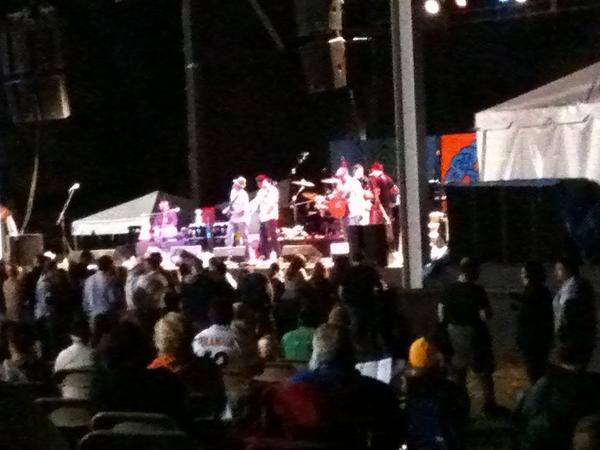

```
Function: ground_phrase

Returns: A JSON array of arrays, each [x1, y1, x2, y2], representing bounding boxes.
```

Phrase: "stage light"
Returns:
[[515, 0, 527, 3], [455, 0, 467, 7], [424, 0, 441, 14]]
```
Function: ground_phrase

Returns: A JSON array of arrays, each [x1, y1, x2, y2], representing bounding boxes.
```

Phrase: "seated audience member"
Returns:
[[232, 302, 259, 356], [281, 307, 319, 362], [54, 318, 96, 373], [149, 312, 225, 416], [267, 324, 404, 450], [308, 261, 334, 320], [0, 322, 51, 385], [516, 343, 600, 450], [573, 415, 600, 450], [282, 255, 309, 301], [327, 305, 351, 329], [268, 262, 285, 304], [404, 337, 470, 450], [92, 321, 186, 422], [193, 300, 258, 373]]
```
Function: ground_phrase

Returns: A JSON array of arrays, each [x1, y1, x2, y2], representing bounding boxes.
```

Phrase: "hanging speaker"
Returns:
[[299, 39, 346, 93], [294, 0, 343, 37], [0, 6, 70, 123]]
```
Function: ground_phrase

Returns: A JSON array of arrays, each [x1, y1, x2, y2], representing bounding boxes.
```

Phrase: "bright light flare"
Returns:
[[424, 0, 441, 15], [455, 0, 467, 7]]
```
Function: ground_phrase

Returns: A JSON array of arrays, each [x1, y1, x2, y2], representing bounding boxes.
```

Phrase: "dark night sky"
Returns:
[[1, 0, 599, 242]]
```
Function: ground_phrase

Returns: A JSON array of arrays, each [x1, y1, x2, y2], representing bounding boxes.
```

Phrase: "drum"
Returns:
[[187, 225, 207, 239], [212, 222, 228, 238], [328, 192, 348, 219]]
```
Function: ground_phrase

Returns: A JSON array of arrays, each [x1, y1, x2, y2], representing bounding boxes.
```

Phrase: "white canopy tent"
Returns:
[[72, 191, 194, 236], [476, 62, 600, 183]]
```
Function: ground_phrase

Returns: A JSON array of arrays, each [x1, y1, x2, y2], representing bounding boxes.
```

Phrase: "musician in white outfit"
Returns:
[[225, 176, 250, 249]]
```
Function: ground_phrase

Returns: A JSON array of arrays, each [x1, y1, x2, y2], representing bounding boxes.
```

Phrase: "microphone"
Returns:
[[68, 183, 80, 193]]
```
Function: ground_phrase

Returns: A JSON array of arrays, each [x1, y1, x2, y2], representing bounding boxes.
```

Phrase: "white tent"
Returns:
[[476, 62, 600, 183], [72, 191, 194, 236]]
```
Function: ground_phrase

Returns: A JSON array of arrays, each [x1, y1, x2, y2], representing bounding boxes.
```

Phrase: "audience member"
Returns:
[[266, 324, 404, 450], [553, 257, 597, 366], [404, 336, 469, 450], [54, 317, 96, 373], [149, 312, 226, 417], [268, 262, 285, 304], [438, 257, 501, 415], [516, 342, 600, 450], [193, 299, 258, 373], [573, 415, 600, 450], [257, 334, 280, 363], [35, 259, 67, 359], [3, 264, 24, 322], [136, 252, 169, 310], [511, 261, 554, 383], [281, 306, 319, 362], [92, 320, 186, 422], [0, 322, 51, 385], [83, 255, 123, 320]]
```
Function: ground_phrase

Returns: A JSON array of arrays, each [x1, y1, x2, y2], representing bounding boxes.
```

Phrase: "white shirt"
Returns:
[[338, 175, 367, 219], [553, 276, 577, 331], [83, 271, 121, 318], [193, 324, 250, 370], [251, 182, 279, 222], [229, 188, 250, 224]]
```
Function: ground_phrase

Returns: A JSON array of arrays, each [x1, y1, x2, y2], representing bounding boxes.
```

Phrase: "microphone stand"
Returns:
[[56, 188, 77, 255]]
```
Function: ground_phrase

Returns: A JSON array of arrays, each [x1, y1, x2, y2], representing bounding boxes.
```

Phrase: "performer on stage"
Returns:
[[152, 200, 179, 241], [368, 162, 399, 226], [0, 205, 19, 260], [250, 175, 280, 260], [224, 176, 249, 249], [334, 165, 366, 227]]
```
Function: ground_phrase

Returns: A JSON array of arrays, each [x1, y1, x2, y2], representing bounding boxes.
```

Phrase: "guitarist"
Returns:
[[224, 176, 250, 249]]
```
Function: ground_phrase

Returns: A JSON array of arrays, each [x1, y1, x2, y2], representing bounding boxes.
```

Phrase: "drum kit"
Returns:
[[290, 177, 348, 237]]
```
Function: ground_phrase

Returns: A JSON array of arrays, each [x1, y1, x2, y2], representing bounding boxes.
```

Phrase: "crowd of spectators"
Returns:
[[0, 250, 598, 450]]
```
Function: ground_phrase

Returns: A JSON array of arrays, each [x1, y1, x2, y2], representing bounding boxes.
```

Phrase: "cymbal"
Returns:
[[321, 177, 338, 184], [292, 179, 315, 188], [301, 192, 317, 200]]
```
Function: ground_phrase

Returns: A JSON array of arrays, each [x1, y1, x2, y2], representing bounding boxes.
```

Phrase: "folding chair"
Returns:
[[35, 397, 95, 448], [78, 430, 194, 450], [91, 411, 179, 433]]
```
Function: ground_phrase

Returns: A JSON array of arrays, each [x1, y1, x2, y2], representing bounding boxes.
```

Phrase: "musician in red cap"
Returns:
[[369, 162, 399, 227], [250, 175, 280, 260]]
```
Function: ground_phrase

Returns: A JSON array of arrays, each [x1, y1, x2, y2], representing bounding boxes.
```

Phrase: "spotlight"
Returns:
[[515, 0, 527, 3], [455, 0, 467, 7], [424, 0, 441, 14]]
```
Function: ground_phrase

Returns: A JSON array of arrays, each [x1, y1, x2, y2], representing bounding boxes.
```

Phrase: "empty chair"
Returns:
[[35, 397, 95, 447], [78, 430, 194, 450], [91, 412, 179, 433]]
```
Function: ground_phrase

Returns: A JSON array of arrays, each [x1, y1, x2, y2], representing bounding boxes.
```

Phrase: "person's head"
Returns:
[[573, 415, 600, 450], [256, 174, 270, 189], [311, 261, 326, 280], [521, 261, 546, 286], [97, 255, 114, 273], [459, 257, 480, 282], [209, 257, 227, 276], [35, 254, 49, 268], [298, 306, 320, 329], [6, 322, 36, 358], [328, 305, 351, 329], [310, 324, 355, 370], [208, 299, 234, 326], [5, 263, 18, 278], [101, 320, 152, 369], [352, 164, 364, 179], [70, 317, 91, 345], [408, 337, 444, 371], [153, 312, 193, 358], [258, 334, 279, 362], [233, 176, 247, 191], [158, 200, 170, 212], [80, 250, 94, 266], [145, 252, 162, 271], [555, 257, 580, 282], [232, 302, 256, 331], [269, 262, 280, 278], [285, 255, 306, 279]]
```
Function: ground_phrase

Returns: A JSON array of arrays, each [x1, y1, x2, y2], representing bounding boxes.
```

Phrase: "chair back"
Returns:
[[91, 411, 178, 432], [79, 430, 194, 450], [35, 397, 95, 429]]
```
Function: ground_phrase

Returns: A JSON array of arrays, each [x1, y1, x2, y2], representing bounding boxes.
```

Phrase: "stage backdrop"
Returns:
[[329, 137, 440, 181], [440, 133, 478, 184]]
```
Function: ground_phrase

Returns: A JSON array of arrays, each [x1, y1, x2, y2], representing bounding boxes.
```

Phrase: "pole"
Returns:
[[390, 0, 426, 288], [182, 0, 202, 206]]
